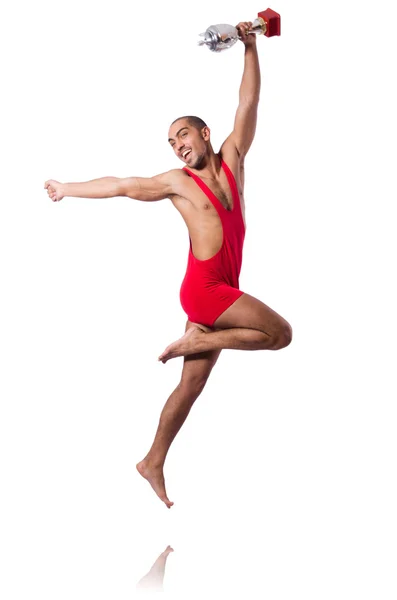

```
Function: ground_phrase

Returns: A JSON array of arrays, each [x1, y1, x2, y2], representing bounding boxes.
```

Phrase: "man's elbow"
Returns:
[[239, 94, 260, 107], [118, 177, 134, 198]]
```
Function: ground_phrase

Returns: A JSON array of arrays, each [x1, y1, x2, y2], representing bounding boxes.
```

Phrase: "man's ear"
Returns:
[[201, 126, 210, 141]]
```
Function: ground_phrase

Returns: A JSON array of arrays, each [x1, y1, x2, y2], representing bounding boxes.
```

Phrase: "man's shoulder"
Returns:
[[162, 168, 191, 199], [219, 134, 241, 160], [167, 168, 189, 178]]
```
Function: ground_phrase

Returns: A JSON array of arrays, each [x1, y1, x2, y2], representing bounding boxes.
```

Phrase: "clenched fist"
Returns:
[[236, 21, 256, 47], [45, 180, 64, 202]]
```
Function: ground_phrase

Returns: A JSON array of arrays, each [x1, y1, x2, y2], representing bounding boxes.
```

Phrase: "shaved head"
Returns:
[[170, 115, 207, 133]]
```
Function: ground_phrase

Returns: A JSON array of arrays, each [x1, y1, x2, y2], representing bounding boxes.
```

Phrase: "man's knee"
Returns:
[[272, 322, 293, 350], [179, 373, 208, 398]]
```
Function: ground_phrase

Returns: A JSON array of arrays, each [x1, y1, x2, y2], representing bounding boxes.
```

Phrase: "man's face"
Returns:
[[168, 120, 208, 167]]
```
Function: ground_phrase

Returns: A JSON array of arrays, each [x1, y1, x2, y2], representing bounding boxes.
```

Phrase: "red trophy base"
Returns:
[[258, 8, 281, 37]]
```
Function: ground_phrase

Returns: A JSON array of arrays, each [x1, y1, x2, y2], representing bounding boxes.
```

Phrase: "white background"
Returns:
[[1, 0, 396, 597]]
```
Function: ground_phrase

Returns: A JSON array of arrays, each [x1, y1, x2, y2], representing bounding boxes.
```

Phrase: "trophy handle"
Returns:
[[238, 8, 280, 37]]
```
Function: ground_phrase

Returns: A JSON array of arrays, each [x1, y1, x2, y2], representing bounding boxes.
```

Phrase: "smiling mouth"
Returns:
[[182, 150, 191, 160]]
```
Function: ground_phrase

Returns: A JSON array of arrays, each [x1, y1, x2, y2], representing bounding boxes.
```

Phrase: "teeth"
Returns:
[[182, 150, 191, 158]]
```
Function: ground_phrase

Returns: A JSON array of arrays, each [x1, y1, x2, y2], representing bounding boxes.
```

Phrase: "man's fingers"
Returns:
[[237, 22, 252, 39], [44, 180, 60, 201]]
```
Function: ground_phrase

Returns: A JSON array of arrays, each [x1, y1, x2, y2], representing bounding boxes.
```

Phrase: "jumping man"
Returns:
[[45, 22, 292, 508]]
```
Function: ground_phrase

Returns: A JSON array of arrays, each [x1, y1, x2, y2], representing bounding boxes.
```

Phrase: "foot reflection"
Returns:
[[136, 545, 174, 593]]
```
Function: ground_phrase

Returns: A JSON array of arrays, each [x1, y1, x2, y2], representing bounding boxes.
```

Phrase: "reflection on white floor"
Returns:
[[136, 545, 174, 593]]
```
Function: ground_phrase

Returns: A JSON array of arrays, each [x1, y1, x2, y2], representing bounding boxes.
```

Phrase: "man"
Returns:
[[45, 22, 292, 509]]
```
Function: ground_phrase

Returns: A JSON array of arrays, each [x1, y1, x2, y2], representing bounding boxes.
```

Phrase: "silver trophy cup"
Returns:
[[198, 8, 281, 52]]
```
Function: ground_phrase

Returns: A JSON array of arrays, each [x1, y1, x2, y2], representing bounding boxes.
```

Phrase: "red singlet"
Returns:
[[179, 158, 246, 327]]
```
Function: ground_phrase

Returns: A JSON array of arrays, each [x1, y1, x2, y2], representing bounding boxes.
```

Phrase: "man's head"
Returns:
[[168, 116, 212, 168]]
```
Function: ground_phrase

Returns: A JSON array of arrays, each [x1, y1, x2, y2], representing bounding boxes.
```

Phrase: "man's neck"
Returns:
[[195, 151, 221, 179]]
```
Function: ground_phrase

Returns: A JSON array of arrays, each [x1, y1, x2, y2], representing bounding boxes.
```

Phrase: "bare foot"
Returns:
[[136, 459, 174, 509], [158, 324, 210, 364]]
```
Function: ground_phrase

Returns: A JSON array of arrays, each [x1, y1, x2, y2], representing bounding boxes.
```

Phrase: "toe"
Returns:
[[161, 494, 173, 508]]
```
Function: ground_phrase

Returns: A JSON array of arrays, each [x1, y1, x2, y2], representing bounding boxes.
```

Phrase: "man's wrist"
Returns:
[[244, 40, 258, 51]]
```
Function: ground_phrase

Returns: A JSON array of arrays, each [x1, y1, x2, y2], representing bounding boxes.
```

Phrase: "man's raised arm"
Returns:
[[223, 21, 261, 158], [44, 170, 182, 203]]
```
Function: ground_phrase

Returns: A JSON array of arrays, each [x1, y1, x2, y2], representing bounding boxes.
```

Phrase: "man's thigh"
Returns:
[[213, 292, 291, 338]]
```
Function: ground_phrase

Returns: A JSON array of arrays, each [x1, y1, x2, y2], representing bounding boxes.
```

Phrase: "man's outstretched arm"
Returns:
[[228, 21, 261, 157], [44, 170, 182, 203]]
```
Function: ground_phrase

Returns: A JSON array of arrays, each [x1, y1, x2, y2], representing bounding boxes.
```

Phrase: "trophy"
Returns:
[[198, 8, 280, 52]]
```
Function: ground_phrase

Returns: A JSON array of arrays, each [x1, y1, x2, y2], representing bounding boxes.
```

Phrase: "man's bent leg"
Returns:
[[158, 293, 292, 363], [213, 292, 292, 346], [137, 321, 221, 507]]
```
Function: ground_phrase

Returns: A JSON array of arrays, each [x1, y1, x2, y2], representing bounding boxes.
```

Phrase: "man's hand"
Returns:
[[45, 180, 64, 202], [236, 21, 257, 48]]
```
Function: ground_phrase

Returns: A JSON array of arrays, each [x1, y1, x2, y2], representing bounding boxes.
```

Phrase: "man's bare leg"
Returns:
[[137, 321, 221, 508], [158, 292, 293, 363]]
